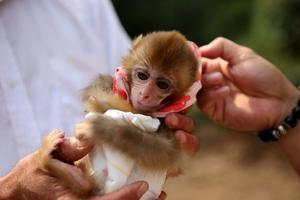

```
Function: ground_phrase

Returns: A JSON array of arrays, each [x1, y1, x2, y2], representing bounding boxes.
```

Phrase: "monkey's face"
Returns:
[[130, 67, 174, 113], [123, 31, 199, 113]]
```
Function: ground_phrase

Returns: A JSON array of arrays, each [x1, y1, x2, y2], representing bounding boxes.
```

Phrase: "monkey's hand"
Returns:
[[84, 93, 134, 113], [74, 116, 100, 145], [38, 129, 65, 172]]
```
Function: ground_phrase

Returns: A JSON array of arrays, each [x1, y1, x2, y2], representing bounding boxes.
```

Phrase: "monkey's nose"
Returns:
[[139, 91, 150, 100], [141, 95, 150, 100]]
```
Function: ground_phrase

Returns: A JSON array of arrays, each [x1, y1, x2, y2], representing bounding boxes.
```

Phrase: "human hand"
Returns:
[[197, 37, 300, 131], [165, 113, 199, 155], [164, 113, 199, 177], [0, 130, 155, 200], [88, 181, 167, 200]]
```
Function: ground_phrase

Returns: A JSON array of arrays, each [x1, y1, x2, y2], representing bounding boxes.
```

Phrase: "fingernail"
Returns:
[[169, 114, 178, 127], [137, 182, 148, 197]]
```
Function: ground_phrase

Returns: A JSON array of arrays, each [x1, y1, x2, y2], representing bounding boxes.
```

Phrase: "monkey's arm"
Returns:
[[81, 75, 135, 113], [37, 130, 93, 196], [74, 113, 181, 171]]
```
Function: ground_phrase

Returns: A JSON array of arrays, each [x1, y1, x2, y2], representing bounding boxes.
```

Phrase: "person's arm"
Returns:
[[0, 116, 195, 200], [0, 152, 82, 200], [0, 168, 18, 199], [0, 134, 153, 200], [197, 37, 300, 173]]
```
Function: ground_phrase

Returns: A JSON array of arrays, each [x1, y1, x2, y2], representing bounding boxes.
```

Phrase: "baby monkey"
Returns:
[[38, 31, 201, 199]]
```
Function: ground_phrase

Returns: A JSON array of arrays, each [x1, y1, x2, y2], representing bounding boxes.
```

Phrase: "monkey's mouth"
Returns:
[[133, 101, 160, 113]]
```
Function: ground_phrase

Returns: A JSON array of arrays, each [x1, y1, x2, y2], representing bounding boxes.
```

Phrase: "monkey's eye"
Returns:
[[156, 80, 169, 90], [137, 71, 149, 80]]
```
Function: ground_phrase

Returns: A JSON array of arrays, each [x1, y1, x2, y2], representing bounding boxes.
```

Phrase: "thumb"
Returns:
[[90, 181, 148, 200], [200, 37, 246, 65]]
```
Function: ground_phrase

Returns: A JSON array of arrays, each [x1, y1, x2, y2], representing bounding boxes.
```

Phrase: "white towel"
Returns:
[[85, 110, 167, 200]]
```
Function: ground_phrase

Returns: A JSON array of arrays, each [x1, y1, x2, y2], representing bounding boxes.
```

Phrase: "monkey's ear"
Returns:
[[132, 34, 143, 49]]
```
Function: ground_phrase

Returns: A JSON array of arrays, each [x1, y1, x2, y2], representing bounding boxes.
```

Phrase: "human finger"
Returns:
[[175, 130, 199, 155], [200, 37, 249, 65], [167, 168, 183, 178], [178, 105, 193, 115], [197, 86, 230, 109], [201, 57, 226, 74], [89, 181, 148, 200], [202, 72, 224, 89], [165, 113, 195, 133], [157, 191, 167, 200]]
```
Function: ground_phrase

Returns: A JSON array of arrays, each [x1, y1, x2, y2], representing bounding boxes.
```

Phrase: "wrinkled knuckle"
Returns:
[[214, 37, 227, 44], [242, 46, 255, 55], [239, 47, 255, 61]]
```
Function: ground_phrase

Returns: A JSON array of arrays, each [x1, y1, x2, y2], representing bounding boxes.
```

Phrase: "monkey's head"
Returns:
[[123, 31, 199, 113]]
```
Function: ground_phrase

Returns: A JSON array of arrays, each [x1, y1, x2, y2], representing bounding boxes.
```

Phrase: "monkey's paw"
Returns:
[[74, 120, 96, 143], [38, 129, 65, 167]]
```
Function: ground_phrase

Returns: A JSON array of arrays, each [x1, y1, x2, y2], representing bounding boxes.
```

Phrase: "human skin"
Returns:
[[197, 37, 300, 174], [0, 113, 196, 200], [0, 139, 149, 200]]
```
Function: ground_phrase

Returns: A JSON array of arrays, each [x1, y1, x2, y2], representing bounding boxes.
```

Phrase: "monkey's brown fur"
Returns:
[[79, 113, 180, 171], [80, 76, 181, 171], [79, 31, 198, 171], [81, 75, 135, 113], [123, 31, 198, 100]]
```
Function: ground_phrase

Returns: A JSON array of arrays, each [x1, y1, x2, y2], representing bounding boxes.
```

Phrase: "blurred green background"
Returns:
[[112, 0, 300, 199], [113, 0, 300, 83]]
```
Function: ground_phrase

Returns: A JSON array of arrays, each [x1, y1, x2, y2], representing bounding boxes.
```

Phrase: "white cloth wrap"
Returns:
[[85, 110, 167, 200]]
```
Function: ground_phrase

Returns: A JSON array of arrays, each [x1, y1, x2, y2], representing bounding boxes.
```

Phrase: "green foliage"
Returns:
[[277, 0, 300, 56], [112, 0, 253, 45], [241, 0, 300, 84], [112, 0, 300, 83]]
